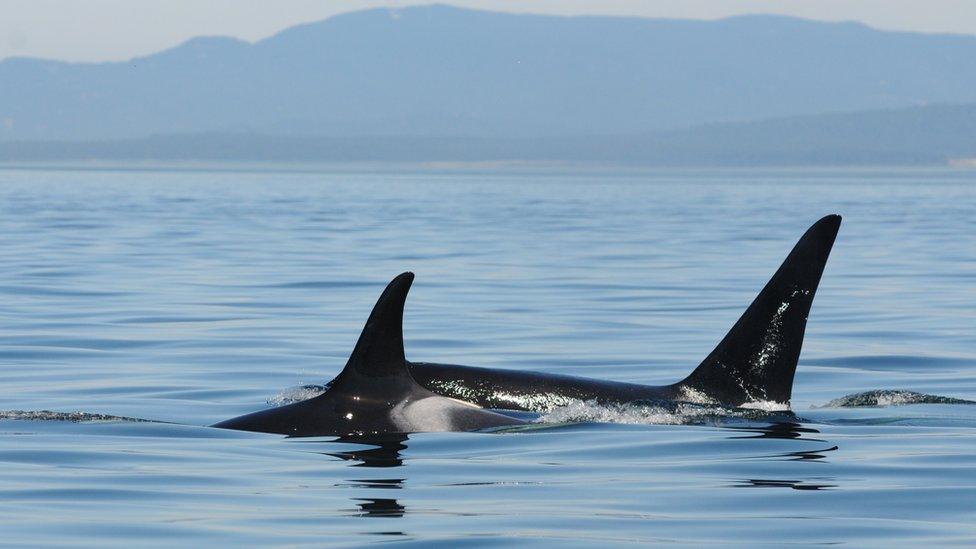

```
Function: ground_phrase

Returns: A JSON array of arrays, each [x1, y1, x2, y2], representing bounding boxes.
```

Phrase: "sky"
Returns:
[[2, 0, 975, 62]]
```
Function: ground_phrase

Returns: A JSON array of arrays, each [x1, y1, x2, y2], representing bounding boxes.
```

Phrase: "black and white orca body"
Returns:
[[408, 215, 842, 411], [215, 215, 841, 436], [212, 273, 523, 436]]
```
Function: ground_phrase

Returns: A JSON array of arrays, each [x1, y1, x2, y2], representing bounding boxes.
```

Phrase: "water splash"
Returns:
[[675, 385, 718, 405], [267, 384, 328, 407], [535, 399, 794, 426], [740, 400, 792, 412], [0, 410, 149, 423], [821, 390, 976, 408]]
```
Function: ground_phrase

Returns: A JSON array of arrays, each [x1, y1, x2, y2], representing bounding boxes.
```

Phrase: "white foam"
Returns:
[[819, 389, 975, 408], [873, 392, 918, 406], [536, 400, 690, 425], [0, 410, 146, 422], [267, 385, 327, 407], [535, 397, 794, 426], [489, 391, 575, 412], [676, 386, 718, 405], [739, 400, 791, 412]]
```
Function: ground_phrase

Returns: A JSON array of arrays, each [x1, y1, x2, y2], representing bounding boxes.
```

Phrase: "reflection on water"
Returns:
[[326, 434, 409, 519], [341, 477, 404, 489], [733, 478, 836, 490], [325, 434, 409, 468], [777, 446, 839, 461], [726, 421, 824, 440], [725, 422, 839, 461], [354, 498, 407, 518]]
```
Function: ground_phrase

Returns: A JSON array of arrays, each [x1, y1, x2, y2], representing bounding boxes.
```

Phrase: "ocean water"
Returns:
[[0, 165, 974, 546]]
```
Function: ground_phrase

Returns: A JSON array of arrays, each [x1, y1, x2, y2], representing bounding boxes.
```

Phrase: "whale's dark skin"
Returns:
[[407, 362, 679, 412], [216, 215, 840, 436], [212, 273, 524, 436], [341, 215, 842, 413]]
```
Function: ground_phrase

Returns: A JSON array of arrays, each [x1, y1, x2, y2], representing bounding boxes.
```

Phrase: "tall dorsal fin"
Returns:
[[675, 215, 841, 405], [337, 272, 414, 382]]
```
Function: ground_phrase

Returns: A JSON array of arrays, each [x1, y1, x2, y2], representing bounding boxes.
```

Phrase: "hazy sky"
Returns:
[[2, 0, 975, 62]]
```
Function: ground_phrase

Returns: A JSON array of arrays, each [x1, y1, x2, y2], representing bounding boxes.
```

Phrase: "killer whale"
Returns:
[[215, 214, 840, 436], [406, 215, 841, 411], [212, 273, 524, 436]]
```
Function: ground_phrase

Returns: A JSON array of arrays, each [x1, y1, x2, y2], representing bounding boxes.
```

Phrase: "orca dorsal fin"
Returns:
[[676, 215, 841, 405], [336, 272, 414, 383], [213, 271, 527, 435]]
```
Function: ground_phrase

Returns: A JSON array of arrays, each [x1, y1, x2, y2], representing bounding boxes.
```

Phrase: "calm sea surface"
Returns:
[[0, 166, 974, 546]]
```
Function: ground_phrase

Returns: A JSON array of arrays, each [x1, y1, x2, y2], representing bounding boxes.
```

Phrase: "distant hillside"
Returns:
[[4, 103, 975, 166], [2, 5, 976, 141], [592, 103, 976, 165]]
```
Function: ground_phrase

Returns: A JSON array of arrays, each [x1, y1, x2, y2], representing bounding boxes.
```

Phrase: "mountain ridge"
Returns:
[[2, 5, 976, 142], [3, 102, 974, 166]]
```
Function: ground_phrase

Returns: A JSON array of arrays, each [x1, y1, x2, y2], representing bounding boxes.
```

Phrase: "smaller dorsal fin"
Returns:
[[213, 271, 526, 435], [336, 272, 413, 382]]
